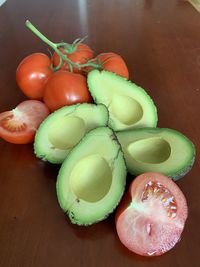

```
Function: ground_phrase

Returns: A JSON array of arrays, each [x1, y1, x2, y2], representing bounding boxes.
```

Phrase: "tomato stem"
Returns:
[[25, 20, 101, 71], [25, 20, 56, 50]]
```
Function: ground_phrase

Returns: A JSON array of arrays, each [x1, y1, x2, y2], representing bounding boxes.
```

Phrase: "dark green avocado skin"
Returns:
[[169, 155, 195, 181]]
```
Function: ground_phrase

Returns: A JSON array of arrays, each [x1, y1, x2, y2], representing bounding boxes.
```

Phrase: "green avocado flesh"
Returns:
[[87, 70, 158, 131], [56, 127, 127, 225], [116, 128, 195, 180], [34, 104, 109, 164]]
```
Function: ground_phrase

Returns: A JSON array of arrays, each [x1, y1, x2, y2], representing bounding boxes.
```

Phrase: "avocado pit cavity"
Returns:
[[128, 137, 171, 164], [70, 154, 112, 202], [48, 116, 86, 150], [111, 95, 143, 125]]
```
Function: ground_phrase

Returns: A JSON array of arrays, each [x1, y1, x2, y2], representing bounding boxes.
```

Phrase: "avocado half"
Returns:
[[56, 127, 127, 225], [87, 70, 158, 131], [116, 127, 195, 180], [34, 103, 109, 164]]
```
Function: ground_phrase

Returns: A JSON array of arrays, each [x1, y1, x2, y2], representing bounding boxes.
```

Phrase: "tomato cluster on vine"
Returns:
[[16, 21, 129, 112]]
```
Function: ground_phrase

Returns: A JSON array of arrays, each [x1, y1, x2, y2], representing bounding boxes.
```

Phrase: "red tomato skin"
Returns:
[[43, 70, 92, 112], [115, 172, 188, 257], [83, 52, 129, 79], [97, 52, 129, 79], [16, 53, 53, 100], [52, 43, 94, 73], [0, 100, 50, 144]]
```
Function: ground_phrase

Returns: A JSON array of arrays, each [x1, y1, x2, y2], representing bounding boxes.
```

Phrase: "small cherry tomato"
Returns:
[[115, 172, 188, 256], [16, 53, 53, 100], [0, 100, 50, 144], [43, 70, 92, 112], [83, 52, 129, 79], [52, 43, 94, 73]]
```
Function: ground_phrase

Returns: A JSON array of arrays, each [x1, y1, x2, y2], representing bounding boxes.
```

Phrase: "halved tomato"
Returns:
[[115, 172, 188, 256], [0, 100, 50, 144]]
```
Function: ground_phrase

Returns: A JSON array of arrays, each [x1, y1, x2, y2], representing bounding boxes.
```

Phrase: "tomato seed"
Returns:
[[142, 181, 177, 218], [1, 115, 27, 132]]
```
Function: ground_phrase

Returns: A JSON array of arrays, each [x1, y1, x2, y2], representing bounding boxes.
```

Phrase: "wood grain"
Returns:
[[0, 0, 200, 266]]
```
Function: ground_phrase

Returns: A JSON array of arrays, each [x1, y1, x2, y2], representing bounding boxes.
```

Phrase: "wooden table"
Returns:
[[0, 0, 200, 266]]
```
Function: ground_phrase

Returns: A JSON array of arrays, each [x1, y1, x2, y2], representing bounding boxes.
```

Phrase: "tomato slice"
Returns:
[[115, 172, 188, 256], [0, 100, 50, 144]]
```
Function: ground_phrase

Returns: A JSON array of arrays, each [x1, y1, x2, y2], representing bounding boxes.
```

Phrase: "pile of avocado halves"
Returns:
[[34, 70, 195, 225]]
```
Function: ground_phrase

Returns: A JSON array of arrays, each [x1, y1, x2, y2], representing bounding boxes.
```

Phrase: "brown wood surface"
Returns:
[[0, 0, 200, 266]]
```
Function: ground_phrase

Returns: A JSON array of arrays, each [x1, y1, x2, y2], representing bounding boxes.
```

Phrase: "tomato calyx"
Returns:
[[57, 36, 88, 54]]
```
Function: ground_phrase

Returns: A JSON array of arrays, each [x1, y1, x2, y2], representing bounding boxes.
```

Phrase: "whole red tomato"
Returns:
[[43, 70, 92, 112], [83, 52, 129, 79], [16, 53, 53, 100], [52, 43, 94, 73]]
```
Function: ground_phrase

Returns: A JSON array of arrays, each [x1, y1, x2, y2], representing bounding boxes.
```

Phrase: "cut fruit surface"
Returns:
[[34, 103, 109, 164], [56, 127, 127, 225], [48, 116, 86, 150], [115, 172, 188, 256], [111, 95, 143, 125], [0, 100, 49, 144], [116, 127, 195, 180], [87, 70, 157, 131], [70, 154, 112, 202]]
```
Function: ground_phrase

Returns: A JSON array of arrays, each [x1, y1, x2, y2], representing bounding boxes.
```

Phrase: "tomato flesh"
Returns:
[[0, 113, 26, 132], [115, 172, 188, 256], [0, 100, 50, 144]]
